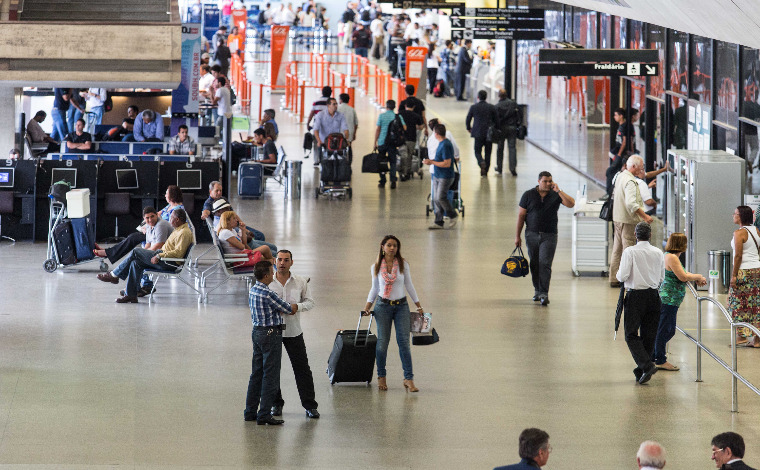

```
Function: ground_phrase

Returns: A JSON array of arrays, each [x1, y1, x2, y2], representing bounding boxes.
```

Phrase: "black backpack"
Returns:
[[104, 95, 113, 112], [258, 10, 267, 24], [386, 114, 406, 148]]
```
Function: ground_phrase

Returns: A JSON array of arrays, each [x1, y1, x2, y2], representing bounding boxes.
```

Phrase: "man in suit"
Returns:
[[712, 432, 756, 470], [493, 428, 551, 470], [466, 90, 497, 177], [637, 441, 667, 469], [454, 39, 473, 101]]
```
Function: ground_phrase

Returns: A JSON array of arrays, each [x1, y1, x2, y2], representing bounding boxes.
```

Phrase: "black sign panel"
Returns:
[[451, 17, 544, 29], [538, 49, 659, 63], [391, 0, 464, 8], [538, 62, 660, 76], [452, 29, 544, 41], [451, 7, 544, 18]]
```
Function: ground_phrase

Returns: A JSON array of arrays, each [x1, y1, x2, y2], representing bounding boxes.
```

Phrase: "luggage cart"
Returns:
[[316, 147, 352, 199], [425, 160, 464, 217], [43, 197, 108, 273]]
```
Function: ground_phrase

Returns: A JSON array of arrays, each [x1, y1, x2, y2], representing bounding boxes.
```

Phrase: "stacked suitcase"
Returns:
[[327, 313, 376, 384]]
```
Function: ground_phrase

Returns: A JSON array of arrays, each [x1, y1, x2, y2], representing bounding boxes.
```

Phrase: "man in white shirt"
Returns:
[[337, 93, 358, 161], [198, 64, 215, 94], [370, 15, 384, 59], [85, 88, 107, 132], [212, 76, 232, 135], [268, 250, 319, 419], [616, 222, 664, 385], [636, 441, 667, 469]]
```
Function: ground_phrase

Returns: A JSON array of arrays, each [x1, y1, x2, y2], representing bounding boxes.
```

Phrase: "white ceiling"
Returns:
[[553, 0, 760, 49]]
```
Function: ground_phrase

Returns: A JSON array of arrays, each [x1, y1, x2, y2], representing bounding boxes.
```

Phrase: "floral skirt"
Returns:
[[728, 267, 760, 338]]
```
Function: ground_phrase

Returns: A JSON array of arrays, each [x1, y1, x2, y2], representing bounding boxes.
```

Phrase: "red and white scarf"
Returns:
[[380, 258, 398, 298]]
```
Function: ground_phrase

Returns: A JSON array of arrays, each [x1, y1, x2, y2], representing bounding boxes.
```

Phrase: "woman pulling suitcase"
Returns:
[[363, 235, 424, 392]]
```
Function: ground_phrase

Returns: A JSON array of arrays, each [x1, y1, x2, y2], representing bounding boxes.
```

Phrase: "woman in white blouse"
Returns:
[[363, 235, 424, 392], [216, 211, 273, 266]]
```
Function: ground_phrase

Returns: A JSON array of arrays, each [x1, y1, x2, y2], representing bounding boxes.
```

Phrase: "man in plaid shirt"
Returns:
[[244, 260, 297, 425], [168, 125, 196, 155]]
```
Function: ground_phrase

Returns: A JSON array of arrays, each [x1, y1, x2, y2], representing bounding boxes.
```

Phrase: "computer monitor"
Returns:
[[0, 168, 14, 188], [177, 169, 202, 190], [51, 168, 77, 188], [116, 169, 139, 190]]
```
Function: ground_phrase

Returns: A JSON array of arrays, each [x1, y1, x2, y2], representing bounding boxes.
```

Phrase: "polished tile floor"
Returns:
[[2, 85, 760, 469]]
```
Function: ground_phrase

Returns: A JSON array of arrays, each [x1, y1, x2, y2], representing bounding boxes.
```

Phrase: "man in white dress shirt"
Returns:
[[616, 222, 665, 385], [268, 250, 319, 419]]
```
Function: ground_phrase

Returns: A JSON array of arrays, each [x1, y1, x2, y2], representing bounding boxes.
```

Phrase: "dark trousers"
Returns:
[[606, 154, 625, 195], [473, 137, 492, 173], [653, 303, 680, 365], [105, 232, 146, 264], [454, 71, 466, 99], [378, 144, 397, 184], [525, 232, 558, 297], [624, 289, 661, 375], [427, 68, 438, 92], [274, 333, 318, 410], [245, 327, 284, 421], [495, 134, 517, 173]]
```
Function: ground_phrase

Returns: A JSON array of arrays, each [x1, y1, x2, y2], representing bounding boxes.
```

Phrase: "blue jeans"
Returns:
[[373, 297, 413, 380], [653, 303, 680, 365], [67, 107, 83, 134], [122, 133, 135, 142], [432, 177, 456, 224], [355, 47, 368, 58], [245, 327, 283, 420], [87, 106, 104, 133], [378, 144, 398, 184], [111, 247, 176, 297], [50, 108, 68, 142]]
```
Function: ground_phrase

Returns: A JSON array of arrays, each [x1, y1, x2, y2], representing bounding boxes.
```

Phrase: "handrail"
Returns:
[[679, 282, 760, 412]]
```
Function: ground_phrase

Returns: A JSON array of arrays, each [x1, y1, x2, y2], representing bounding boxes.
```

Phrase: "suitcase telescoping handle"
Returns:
[[356, 311, 374, 347]]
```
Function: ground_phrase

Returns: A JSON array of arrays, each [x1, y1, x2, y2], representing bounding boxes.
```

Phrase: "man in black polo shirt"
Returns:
[[515, 171, 575, 306], [63, 118, 93, 153]]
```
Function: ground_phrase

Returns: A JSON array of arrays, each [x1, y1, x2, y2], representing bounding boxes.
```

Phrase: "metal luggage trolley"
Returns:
[[316, 135, 352, 199], [43, 195, 108, 273], [425, 160, 464, 217]]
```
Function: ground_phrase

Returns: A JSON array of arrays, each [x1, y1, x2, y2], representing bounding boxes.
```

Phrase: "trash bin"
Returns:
[[285, 160, 302, 199], [708, 250, 731, 295]]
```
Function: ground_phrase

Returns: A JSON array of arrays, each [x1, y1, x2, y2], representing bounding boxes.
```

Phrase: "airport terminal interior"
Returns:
[[2, 0, 760, 468]]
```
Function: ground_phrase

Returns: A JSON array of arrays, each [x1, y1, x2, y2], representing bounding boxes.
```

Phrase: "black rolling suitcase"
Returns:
[[327, 312, 376, 384], [52, 219, 77, 266]]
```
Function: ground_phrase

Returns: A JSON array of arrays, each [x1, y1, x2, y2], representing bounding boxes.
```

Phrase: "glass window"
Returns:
[[544, 10, 562, 41], [741, 47, 760, 122], [690, 35, 712, 104], [714, 41, 738, 126], [600, 14, 611, 49], [565, 9, 573, 43], [669, 31, 689, 96], [614, 16, 626, 48], [630, 20, 644, 50], [580, 12, 597, 49], [572, 9, 583, 45], [647, 25, 666, 98]]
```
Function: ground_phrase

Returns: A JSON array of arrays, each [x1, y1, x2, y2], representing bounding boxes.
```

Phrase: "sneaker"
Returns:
[[444, 218, 457, 229], [428, 223, 444, 230]]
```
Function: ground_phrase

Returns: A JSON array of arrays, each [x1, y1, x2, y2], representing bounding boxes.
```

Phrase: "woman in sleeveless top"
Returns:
[[654, 233, 707, 370], [363, 235, 424, 392], [728, 205, 760, 347]]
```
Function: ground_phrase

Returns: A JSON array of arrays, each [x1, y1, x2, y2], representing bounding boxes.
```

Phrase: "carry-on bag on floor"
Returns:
[[52, 219, 77, 266], [327, 312, 376, 384], [70, 217, 95, 262], [238, 162, 265, 199], [320, 155, 352, 183]]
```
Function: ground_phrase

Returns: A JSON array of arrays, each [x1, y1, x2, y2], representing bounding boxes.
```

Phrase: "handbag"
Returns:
[[412, 328, 439, 345], [418, 145, 428, 160], [410, 311, 432, 334], [362, 152, 389, 173], [599, 196, 613, 221], [501, 247, 529, 277], [516, 125, 527, 140]]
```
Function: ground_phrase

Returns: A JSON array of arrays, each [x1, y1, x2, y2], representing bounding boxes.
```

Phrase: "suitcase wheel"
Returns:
[[43, 259, 57, 273], [99, 261, 109, 272]]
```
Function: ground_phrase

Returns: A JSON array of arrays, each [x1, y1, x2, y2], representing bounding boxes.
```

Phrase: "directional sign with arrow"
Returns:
[[452, 29, 545, 41], [451, 7, 544, 18], [391, 0, 464, 9], [451, 17, 544, 29], [538, 62, 660, 76]]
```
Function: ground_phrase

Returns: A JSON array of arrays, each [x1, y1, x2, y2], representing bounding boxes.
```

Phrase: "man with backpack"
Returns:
[[494, 88, 521, 176], [373, 99, 406, 189]]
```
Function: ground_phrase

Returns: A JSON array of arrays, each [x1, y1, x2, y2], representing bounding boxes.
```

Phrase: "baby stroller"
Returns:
[[316, 133, 352, 199]]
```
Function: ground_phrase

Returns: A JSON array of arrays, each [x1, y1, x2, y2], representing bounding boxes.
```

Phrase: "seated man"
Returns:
[[63, 119, 93, 153], [94, 206, 172, 264], [211, 198, 277, 253], [252, 127, 278, 175], [260, 109, 279, 140], [168, 124, 196, 155], [107, 105, 138, 141], [133, 109, 164, 143], [97, 209, 193, 303], [200, 182, 272, 249], [26, 111, 59, 154]]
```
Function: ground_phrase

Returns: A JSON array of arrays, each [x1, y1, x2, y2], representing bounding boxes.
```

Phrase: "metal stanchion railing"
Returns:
[[678, 283, 760, 412]]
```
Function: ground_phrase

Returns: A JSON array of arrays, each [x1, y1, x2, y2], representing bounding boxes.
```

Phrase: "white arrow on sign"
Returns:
[[645, 64, 656, 75]]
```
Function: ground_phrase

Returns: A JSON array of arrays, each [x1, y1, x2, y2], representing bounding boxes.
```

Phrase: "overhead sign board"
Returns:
[[452, 29, 545, 40], [451, 17, 544, 28], [538, 62, 660, 76], [392, 1, 464, 9], [538, 48, 659, 63], [451, 7, 544, 18]]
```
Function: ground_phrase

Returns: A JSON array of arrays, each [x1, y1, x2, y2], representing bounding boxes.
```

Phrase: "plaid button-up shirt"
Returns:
[[248, 281, 292, 327]]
